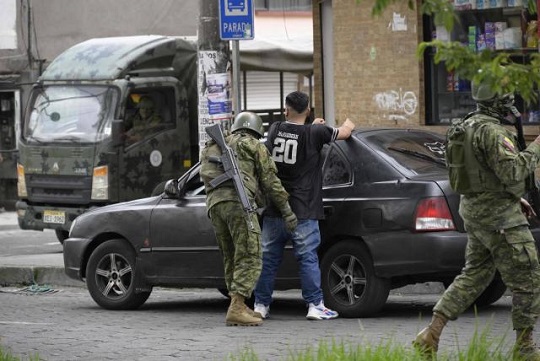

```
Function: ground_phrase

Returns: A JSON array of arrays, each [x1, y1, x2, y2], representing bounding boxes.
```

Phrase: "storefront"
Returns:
[[425, 1, 539, 125], [312, 0, 540, 135]]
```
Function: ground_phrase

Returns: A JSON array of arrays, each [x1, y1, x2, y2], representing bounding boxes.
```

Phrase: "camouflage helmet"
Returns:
[[471, 77, 516, 119], [138, 96, 155, 109], [471, 80, 497, 102], [231, 111, 264, 138]]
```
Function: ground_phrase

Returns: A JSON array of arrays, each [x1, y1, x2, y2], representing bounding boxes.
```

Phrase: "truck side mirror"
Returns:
[[111, 119, 125, 147]]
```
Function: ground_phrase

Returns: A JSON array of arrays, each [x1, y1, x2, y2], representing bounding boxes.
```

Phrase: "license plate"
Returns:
[[43, 210, 65, 224]]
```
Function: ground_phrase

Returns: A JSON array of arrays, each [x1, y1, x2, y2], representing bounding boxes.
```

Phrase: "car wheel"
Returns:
[[55, 229, 69, 245], [474, 277, 507, 307], [320, 240, 390, 318], [86, 239, 151, 310], [218, 288, 229, 298]]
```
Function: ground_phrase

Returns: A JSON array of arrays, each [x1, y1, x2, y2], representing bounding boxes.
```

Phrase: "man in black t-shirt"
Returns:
[[253, 91, 355, 320]]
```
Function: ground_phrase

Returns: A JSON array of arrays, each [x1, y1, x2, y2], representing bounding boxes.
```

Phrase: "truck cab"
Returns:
[[16, 35, 198, 243]]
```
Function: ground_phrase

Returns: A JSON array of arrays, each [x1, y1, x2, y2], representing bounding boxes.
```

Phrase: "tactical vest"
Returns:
[[200, 132, 257, 198], [446, 114, 523, 197]]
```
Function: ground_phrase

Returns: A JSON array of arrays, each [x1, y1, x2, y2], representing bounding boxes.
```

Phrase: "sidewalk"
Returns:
[[0, 210, 84, 288], [0, 208, 20, 231]]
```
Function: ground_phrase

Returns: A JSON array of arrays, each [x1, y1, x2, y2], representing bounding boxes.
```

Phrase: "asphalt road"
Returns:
[[0, 225, 517, 361]]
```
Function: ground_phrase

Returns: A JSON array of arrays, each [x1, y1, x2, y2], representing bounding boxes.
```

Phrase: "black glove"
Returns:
[[281, 205, 297, 233]]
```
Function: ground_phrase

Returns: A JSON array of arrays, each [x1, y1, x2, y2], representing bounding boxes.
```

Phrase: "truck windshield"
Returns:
[[24, 85, 118, 143]]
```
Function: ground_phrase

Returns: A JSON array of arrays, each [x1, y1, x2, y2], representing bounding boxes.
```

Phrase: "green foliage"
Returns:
[[417, 40, 540, 104], [226, 328, 517, 361], [0, 344, 39, 361]]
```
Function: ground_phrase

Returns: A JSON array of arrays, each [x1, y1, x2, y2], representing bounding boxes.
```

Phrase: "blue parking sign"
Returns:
[[219, 0, 254, 40]]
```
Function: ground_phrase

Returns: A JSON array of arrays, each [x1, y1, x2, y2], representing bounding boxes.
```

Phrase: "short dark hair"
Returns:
[[285, 91, 309, 113]]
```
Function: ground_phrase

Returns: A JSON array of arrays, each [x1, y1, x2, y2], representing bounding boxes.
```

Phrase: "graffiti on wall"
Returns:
[[373, 88, 417, 121]]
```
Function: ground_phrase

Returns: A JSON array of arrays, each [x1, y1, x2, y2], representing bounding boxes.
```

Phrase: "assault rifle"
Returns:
[[513, 106, 540, 219], [205, 123, 256, 230]]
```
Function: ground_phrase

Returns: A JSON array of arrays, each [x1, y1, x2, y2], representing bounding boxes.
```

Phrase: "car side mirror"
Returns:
[[111, 119, 125, 147], [164, 179, 179, 198]]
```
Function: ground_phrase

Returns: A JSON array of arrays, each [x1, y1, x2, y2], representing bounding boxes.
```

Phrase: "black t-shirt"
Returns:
[[264, 121, 338, 220]]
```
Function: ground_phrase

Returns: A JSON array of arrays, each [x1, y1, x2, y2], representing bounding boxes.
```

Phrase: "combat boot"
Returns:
[[244, 303, 263, 319], [413, 312, 448, 359], [515, 328, 540, 361], [225, 294, 263, 326]]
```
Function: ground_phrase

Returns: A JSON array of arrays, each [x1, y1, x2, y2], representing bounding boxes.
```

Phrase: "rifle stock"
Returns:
[[205, 124, 256, 230]]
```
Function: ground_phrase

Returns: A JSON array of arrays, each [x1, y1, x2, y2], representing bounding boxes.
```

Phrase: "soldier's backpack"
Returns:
[[445, 111, 484, 194]]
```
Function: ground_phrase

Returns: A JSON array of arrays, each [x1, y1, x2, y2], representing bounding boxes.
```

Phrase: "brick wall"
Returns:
[[313, 0, 427, 129]]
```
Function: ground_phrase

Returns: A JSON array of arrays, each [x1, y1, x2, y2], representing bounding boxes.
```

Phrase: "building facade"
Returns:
[[312, 0, 540, 138]]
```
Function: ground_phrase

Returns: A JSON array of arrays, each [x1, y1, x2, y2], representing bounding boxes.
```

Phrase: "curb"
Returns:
[[0, 225, 20, 231], [0, 266, 85, 288]]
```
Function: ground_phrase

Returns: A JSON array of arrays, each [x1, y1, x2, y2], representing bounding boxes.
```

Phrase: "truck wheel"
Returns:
[[86, 239, 151, 310], [320, 240, 390, 318], [55, 230, 69, 245]]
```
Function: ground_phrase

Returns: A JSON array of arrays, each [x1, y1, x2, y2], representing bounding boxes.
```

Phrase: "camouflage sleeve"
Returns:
[[477, 123, 540, 185], [251, 140, 291, 211]]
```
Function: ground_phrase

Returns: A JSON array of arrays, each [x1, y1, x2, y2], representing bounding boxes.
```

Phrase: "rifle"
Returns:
[[513, 106, 540, 219], [205, 123, 256, 230]]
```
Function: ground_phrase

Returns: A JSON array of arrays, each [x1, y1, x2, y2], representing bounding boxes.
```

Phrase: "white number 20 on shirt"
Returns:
[[271, 138, 298, 164]]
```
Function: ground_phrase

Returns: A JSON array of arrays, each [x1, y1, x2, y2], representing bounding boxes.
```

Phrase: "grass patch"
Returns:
[[226, 325, 518, 361], [0, 344, 39, 361]]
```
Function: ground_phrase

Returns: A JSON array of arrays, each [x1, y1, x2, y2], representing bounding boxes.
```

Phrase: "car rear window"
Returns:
[[361, 130, 447, 174]]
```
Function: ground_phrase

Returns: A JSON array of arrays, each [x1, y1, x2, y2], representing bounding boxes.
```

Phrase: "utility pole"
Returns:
[[197, 0, 232, 153]]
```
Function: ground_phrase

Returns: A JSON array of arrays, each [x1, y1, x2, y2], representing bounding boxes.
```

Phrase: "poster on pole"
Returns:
[[197, 50, 232, 150]]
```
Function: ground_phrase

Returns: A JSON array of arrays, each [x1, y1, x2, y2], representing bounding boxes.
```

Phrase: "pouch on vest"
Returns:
[[446, 120, 470, 193]]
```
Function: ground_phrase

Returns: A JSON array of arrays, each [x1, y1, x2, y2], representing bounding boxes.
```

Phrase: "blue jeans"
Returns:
[[254, 217, 323, 306]]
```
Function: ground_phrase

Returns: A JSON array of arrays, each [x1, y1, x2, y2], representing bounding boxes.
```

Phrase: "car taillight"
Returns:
[[414, 197, 455, 231]]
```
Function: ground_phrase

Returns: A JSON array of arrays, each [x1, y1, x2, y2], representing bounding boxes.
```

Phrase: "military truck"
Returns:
[[16, 35, 199, 243], [0, 89, 20, 211]]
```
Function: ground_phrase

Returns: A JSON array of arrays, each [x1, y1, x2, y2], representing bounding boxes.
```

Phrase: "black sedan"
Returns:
[[64, 128, 539, 317]]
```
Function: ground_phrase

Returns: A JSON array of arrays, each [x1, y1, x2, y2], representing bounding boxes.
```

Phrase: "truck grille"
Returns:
[[26, 174, 92, 204]]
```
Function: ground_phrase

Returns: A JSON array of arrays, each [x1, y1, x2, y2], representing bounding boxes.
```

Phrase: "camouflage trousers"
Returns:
[[208, 201, 262, 298], [434, 225, 540, 330]]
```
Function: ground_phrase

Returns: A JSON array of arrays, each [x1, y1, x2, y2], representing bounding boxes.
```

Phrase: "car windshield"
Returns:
[[24, 85, 118, 143], [362, 130, 447, 174]]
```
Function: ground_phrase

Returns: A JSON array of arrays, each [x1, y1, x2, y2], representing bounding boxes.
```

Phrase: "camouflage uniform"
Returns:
[[434, 113, 540, 331], [200, 130, 291, 298], [125, 113, 162, 143]]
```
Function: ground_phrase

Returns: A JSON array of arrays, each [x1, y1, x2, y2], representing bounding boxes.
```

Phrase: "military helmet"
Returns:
[[471, 80, 497, 102], [138, 96, 155, 109], [471, 77, 516, 119], [231, 111, 264, 138]]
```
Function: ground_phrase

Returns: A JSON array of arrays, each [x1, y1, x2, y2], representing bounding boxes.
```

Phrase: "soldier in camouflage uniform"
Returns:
[[200, 112, 297, 326], [125, 96, 163, 144], [414, 77, 540, 360]]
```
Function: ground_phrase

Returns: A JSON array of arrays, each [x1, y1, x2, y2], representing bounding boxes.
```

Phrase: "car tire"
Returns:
[[55, 229, 69, 245], [320, 240, 390, 318], [474, 277, 507, 307], [86, 239, 151, 310]]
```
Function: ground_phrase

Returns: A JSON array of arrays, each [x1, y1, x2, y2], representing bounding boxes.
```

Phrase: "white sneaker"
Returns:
[[253, 303, 270, 319], [306, 301, 339, 320]]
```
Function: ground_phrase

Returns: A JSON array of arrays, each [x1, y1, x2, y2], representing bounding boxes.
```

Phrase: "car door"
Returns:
[[148, 165, 223, 284]]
